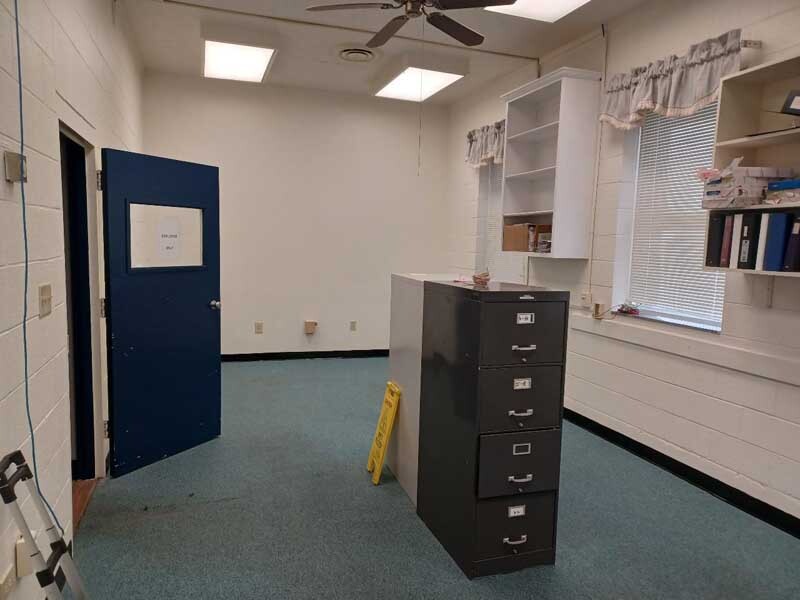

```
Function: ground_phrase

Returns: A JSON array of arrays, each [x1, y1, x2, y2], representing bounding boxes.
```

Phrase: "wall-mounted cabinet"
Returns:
[[500, 68, 601, 259], [704, 54, 800, 278]]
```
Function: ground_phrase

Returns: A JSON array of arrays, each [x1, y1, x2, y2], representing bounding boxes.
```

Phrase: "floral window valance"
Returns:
[[465, 120, 505, 167], [600, 29, 742, 130]]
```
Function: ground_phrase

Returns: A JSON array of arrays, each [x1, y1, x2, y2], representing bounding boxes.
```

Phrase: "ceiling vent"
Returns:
[[338, 47, 376, 63]]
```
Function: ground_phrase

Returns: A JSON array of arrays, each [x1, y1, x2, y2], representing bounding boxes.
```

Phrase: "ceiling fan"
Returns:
[[306, 1, 517, 48]]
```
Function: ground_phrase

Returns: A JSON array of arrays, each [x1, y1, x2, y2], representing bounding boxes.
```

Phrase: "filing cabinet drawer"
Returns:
[[478, 366, 562, 433], [475, 492, 556, 561], [477, 430, 561, 499], [480, 302, 566, 366]]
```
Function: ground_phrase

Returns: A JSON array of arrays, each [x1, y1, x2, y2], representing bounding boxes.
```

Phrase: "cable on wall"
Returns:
[[13, 0, 65, 535]]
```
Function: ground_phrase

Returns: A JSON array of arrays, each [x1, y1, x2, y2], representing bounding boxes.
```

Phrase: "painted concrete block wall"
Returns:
[[142, 73, 452, 355], [0, 0, 141, 596], [453, 0, 800, 517]]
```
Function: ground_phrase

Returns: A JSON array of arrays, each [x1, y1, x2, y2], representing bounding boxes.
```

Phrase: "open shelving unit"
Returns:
[[500, 68, 601, 258], [703, 54, 800, 277]]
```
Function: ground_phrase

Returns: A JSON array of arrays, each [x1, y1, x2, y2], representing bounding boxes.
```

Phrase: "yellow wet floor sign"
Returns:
[[367, 382, 401, 485]]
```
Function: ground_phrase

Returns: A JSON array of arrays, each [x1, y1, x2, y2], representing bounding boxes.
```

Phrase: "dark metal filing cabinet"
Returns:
[[416, 281, 569, 578]]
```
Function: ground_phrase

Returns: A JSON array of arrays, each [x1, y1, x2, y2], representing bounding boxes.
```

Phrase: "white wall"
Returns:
[[452, 1, 800, 517], [143, 73, 452, 355], [0, 0, 142, 596]]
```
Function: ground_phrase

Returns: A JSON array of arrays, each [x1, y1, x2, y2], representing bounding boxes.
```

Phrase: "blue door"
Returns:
[[102, 149, 221, 477]]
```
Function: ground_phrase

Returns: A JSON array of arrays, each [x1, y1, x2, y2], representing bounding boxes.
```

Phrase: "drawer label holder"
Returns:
[[512, 443, 532, 456], [513, 377, 532, 390], [508, 505, 526, 518], [516, 312, 535, 325]]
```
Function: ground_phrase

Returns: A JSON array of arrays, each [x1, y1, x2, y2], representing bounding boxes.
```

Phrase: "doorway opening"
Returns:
[[59, 131, 97, 525]]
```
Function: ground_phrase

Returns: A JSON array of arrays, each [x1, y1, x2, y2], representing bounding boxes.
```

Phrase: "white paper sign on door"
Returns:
[[158, 216, 181, 260]]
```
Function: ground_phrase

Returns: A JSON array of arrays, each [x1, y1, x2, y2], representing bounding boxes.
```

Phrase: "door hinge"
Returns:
[[96, 169, 103, 191], [100, 298, 107, 318], [103, 420, 109, 439]]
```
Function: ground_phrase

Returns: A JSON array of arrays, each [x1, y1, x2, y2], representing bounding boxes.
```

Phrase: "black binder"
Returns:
[[706, 213, 725, 267], [737, 212, 762, 270], [783, 215, 800, 272]]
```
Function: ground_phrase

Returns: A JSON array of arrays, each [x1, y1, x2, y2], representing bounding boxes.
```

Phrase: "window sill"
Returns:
[[569, 310, 800, 387], [633, 309, 721, 334]]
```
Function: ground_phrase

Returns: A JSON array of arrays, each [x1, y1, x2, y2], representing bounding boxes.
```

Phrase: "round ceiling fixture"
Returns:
[[338, 47, 376, 63]]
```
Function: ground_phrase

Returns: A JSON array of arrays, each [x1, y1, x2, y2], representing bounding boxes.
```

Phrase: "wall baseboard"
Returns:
[[563, 408, 800, 540], [222, 349, 389, 362]]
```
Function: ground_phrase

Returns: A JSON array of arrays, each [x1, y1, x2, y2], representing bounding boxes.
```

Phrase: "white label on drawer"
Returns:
[[516, 312, 535, 325], [508, 505, 526, 518], [513, 378, 532, 390], [512, 443, 532, 456]]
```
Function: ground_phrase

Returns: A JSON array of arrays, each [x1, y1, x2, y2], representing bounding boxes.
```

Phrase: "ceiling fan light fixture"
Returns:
[[376, 67, 463, 102], [203, 40, 276, 82], [485, 0, 592, 22]]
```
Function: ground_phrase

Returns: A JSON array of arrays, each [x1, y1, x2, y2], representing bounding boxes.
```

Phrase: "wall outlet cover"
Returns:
[[349, 321, 357, 332], [254, 321, 264, 335], [38, 283, 52, 318], [580, 290, 592, 308], [304, 320, 318, 335]]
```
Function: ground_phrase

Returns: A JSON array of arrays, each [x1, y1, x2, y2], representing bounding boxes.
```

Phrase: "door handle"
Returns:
[[512, 345, 537, 352], [209, 300, 221, 310], [508, 474, 533, 484], [503, 535, 528, 546], [508, 409, 534, 418]]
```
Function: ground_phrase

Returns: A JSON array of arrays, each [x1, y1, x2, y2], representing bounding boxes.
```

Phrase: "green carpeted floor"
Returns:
[[75, 358, 800, 599]]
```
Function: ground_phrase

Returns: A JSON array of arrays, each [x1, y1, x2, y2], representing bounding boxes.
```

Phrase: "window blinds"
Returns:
[[629, 103, 725, 329]]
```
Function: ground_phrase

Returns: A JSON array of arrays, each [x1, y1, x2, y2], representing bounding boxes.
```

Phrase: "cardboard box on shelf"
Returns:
[[503, 223, 535, 252]]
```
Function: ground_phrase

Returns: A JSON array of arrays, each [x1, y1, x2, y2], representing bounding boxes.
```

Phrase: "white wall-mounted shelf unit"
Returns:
[[500, 67, 602, 259], [704, 54, 800, 277]]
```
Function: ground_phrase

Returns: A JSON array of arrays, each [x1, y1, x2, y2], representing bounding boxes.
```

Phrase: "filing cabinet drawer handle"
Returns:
[[503, 535, 528, 546], [508, 409, 534, 418], [512, 345, 537, 352], [508, 474, 534, 484]]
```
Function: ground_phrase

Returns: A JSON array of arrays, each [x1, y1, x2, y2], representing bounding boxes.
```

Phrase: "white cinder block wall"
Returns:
[[142, 73, 452, 355], [0, 0, 142, 596], [449, 0, 800, 517]]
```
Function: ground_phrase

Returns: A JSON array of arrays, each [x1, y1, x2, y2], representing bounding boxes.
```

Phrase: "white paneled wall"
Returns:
[[450, 2, 800, 517], [0, 0, 141, 596]]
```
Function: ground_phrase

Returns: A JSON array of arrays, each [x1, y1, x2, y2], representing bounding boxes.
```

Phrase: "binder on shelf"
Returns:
[[729, 214, 743, 270], [764, 212, 792, 272], [720, 214, 734, 268], [737, 213, 761, 269], [755, 214, 770, 271], [706, 213, 725, 267], [783, 215, 800, 272]]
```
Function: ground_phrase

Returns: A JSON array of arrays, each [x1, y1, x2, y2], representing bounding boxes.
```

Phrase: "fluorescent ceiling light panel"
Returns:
[[376, 67, 463, 102], [204, 40, 275, 82], [486, 0, 592, 22]]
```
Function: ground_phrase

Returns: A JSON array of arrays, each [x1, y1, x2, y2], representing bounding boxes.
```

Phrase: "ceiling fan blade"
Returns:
[[431, 0, 516, 9], [426, 12, 484, 47], [366, 15, 410, 48], [307, 2, 398, 11]]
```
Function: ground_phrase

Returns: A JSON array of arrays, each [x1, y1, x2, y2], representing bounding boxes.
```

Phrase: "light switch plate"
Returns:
[[38, 284, 52, 318], [254, 321, 264, 335], [349, 321, 357, 332]]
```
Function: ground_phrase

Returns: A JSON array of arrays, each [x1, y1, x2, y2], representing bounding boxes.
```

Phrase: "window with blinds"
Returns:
[[629, 103, 725, 331]]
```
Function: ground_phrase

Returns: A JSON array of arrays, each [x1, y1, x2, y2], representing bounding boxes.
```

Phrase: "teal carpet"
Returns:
[[75, 358, 799, 599]]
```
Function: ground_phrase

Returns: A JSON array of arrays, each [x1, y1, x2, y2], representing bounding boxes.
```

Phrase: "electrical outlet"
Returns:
[[304, 320, 318, 335], [349, 321, 357, 332], [38, 284, 52, 318], [580, 290, 592, 308], [254, 321, 264, 335]]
